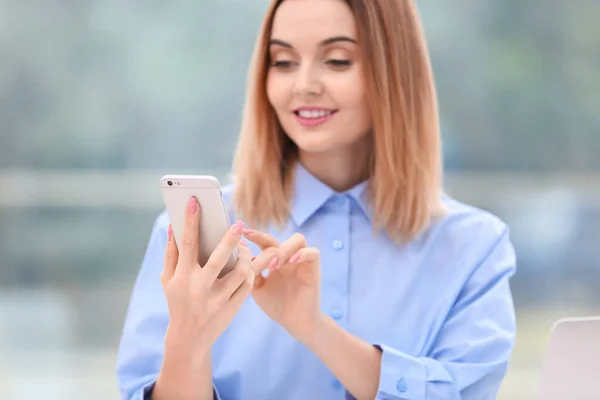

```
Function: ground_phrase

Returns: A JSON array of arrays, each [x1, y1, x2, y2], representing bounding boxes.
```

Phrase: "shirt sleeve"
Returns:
[[139, 383, 222, 400], [372, 227, 517, 400], [116, 214, 222, 400]]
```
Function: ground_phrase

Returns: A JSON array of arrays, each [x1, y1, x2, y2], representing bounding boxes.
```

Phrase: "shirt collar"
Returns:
[[290, 162, 372, 227]]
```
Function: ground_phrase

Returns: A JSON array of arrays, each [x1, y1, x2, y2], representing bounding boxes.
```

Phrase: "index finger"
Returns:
[[270, 233, 307, 271], [178, 197, 201, 270], [203, 220, 245, 282], [242, 229, 280, 250], [249, 247, 278, 276]]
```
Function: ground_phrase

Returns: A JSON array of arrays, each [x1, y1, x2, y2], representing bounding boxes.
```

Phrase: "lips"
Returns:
[[293, 107, 338, 127], [295, 109, 334, 119]]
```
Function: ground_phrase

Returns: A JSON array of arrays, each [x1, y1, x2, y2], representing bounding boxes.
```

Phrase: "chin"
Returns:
[[288, 132, 338, 154]]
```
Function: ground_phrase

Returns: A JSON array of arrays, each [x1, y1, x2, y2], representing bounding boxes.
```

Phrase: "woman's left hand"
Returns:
[[244, 229, 323, 342]]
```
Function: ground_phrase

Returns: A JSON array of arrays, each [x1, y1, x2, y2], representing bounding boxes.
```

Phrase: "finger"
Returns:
[[161, 224, 178, 285], [278, 248, 320, 284], [215, 244, 251, 297], [203, 220, 245, 282], [179, 197, 201, 270], [252, 270, 266, 289], [248, 247, 278, 289], [271, 233, 307, 271], [242, 229, 280, 250], [227, 269, 255, 309], [249, 247, 278, 275], [287, 247, 320, 264]]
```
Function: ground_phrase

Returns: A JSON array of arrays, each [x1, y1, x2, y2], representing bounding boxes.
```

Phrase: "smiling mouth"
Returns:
[[293, 109, 338, 119]]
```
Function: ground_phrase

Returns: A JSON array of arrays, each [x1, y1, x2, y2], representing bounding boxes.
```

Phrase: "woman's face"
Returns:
[[266, 0, 372, 155]]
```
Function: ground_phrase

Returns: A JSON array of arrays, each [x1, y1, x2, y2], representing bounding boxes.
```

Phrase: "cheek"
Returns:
[[266, 73, 277, 108], [266, 73, 290, 113], [332, 76, 371, 127], [329, 68, 364, 106]]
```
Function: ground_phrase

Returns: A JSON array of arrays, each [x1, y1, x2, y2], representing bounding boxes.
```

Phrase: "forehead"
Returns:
[[270, 0, 357, 41]]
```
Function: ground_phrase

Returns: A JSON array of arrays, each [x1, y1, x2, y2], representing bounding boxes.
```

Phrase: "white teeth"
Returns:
[[298, 109, 332, 119]]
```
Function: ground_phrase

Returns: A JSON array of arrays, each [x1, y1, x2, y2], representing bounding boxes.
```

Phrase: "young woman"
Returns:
[[117, 0, 517, 399]]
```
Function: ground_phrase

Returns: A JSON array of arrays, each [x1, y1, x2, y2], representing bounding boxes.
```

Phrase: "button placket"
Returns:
[[322, 194, 351, 332]]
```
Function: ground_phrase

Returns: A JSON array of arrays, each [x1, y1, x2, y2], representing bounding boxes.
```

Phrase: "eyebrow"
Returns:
[[269, 35, 357, 48]]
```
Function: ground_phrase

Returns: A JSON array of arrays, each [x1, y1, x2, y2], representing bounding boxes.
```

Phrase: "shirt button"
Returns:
[[396, 378, 407, 393], [332, 239, 344, 250], [332, 379, 343, 390], [330, 308, 344, 320]]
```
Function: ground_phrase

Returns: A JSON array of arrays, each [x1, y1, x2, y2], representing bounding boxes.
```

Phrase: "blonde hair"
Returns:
[[232, 0, 443, 243]]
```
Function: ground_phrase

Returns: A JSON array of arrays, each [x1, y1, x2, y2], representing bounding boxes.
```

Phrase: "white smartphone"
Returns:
[[160, 175, 238, 278]]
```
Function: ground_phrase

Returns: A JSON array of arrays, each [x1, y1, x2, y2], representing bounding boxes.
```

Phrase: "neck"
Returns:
[[298, 136, 371, 192]]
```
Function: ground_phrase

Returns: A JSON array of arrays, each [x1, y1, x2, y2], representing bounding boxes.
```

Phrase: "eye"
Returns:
[[327, 59, 352, 67], [271, 60, 295, 69]]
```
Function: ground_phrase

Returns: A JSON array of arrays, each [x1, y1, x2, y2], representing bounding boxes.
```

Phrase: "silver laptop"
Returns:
[[536, 316, 600, 400]]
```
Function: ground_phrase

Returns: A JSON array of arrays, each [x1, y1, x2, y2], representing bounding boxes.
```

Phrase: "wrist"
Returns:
[[299, 312, 333, 354], [156, 347, 213, 400], [164, 324, 212, 368]]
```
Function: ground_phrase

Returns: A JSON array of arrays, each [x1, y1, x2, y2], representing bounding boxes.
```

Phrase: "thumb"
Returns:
[[161, 224, 178, 285]]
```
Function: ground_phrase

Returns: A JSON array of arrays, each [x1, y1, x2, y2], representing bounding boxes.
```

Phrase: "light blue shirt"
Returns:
[[117, 164, 516, 400]]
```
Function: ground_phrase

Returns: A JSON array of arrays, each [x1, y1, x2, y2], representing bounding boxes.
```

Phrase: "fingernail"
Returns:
[[232, 221, 244, 235], [240, 239, 248, 247], [187, 197, 197, 214], [167, 225, 173, 242], [289, 252, 300, 263], [243, 228, 254, 235], [268, 256, 279, 271]]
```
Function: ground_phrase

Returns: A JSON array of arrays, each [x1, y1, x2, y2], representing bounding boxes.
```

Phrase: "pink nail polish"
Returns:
[[232, 221, 244, 235], [289, 253, 300, 263], [187, 197, 197, 214], [243, 228, 255, 235], [268, 256, 279, 270]]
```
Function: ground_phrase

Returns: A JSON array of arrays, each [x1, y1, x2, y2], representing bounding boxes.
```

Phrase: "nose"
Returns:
[[292, 64, 323, 97]]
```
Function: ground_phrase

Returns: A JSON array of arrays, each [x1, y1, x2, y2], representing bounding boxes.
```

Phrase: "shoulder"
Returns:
[[421, 193, 515, 273], [436, 193, 509, 242]]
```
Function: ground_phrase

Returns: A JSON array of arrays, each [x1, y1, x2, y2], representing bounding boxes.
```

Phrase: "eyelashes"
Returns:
[[270, 59, 353, 69], [271, 60, 294, 68], [327, 59, 352, 67]]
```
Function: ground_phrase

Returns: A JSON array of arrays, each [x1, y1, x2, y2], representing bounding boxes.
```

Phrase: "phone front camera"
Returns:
[[167, 181, 173, 186]]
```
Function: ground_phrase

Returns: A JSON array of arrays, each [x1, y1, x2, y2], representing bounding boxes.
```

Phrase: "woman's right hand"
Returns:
[[161, 196, 254, 358]]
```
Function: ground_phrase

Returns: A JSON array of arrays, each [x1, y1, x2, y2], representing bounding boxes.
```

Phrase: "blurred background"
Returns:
[[0, 0, 599, 399]]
